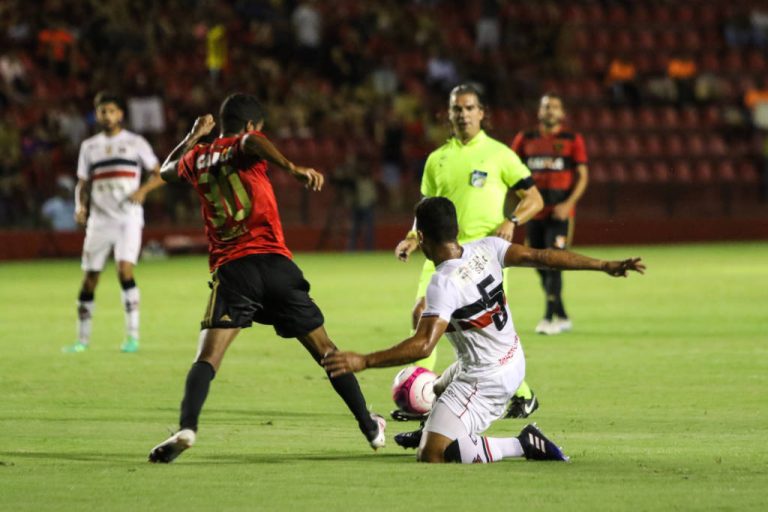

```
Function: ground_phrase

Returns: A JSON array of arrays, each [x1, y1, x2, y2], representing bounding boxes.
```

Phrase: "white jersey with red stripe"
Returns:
[[76, 129, 158, 225], [422, 237, 522, 377]]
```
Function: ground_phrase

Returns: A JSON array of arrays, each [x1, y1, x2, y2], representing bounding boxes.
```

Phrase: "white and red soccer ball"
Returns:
[[391, 366, 437, 414]]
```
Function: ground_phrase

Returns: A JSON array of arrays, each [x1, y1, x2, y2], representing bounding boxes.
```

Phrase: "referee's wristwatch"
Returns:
[[506, 214, 520, 226]]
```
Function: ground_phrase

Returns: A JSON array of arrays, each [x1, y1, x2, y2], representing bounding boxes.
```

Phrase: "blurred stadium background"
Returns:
[[1, 0, 767, 259]]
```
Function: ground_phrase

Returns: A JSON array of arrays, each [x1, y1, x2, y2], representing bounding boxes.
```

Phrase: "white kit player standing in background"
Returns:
[[323, 197, 644, 464], [63, 91, 164, 354]]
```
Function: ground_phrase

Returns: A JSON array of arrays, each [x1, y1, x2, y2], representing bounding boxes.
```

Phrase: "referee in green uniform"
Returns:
[[395, 84, 544, 419]]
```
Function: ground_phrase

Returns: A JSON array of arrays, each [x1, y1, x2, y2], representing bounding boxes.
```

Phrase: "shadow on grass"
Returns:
[[0, 450, 411, 465]]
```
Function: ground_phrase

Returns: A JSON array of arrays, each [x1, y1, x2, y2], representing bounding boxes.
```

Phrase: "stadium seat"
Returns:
[[589, 161, 609, 183], [659, 107, 681, 130], [705, 135, 728, 158], [651, 161, 671, 183], [623, 135, 642, 158], [608, 162, 627, 183], [637, 108, 657, 130], [693, 161, 714, 183], [596, 108, 615, 130], [687, 134, 706, 157], [629, 162, 651, 183], [716, 161, 736, 182], [664, 134, 685, 158], [616, 109, 636, 128], [671, 162, 693, 183], [679, 108, 700, 129], [602, 135, 621, 158], [738, 162, 759, 184], [642, 134, 663, 156]]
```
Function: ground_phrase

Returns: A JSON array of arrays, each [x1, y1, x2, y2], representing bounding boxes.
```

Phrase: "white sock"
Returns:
[[77, 300, 95, 345], [453, 435, 524, 463], [121, 286, 140, 340]]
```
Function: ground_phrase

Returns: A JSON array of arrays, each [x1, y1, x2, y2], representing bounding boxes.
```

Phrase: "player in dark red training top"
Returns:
[[510, 93, 589, 336], [148, 93, 385, 463]]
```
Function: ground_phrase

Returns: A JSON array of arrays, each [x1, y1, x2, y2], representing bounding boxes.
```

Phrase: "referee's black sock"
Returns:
[[328, 373, 377, 434], [179, 361, 216, 432]]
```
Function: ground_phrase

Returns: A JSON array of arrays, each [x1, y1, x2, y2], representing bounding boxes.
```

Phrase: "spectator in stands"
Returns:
[[40, 175, 76, 231], [667, 54, 698, 105], [376, 106, 405, 212], [0, 48, 32, 103], [750, 7, 768, 48], [292, 0, 323, 64], [37, 20, 76, 77], [426, 46, 459, 93], [476, 0, 501, 51], [206, 22, 227, 84], [605, 54, 640, 105], [743, 78, 768, 130]]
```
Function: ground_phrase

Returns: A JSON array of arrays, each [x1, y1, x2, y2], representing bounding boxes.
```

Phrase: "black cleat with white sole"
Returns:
[[504, 391, 539, 419]]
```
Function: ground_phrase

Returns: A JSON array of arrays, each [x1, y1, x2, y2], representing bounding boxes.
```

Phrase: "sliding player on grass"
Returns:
[[394, 84, 543, 420], [148, 94, 385, 463], [324, 197, 644, 464]]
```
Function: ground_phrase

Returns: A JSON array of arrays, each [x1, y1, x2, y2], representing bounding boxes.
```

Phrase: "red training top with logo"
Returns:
[[178, 131, 292, 271], [510, 129, 588, 220]]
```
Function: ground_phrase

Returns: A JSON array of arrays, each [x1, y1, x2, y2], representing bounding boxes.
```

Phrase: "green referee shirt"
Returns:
[[421, 130, 531, 242]]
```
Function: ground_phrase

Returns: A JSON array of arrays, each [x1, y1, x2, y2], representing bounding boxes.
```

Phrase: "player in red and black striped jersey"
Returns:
[[147, 94, 385, 463], [510, 94, 589, 335]]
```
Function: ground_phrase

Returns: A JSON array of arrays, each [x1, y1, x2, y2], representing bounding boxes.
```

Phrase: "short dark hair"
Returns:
[[415, 197, 459, 244], [220, 93, 266, 134], [449, 83, 485, 109], [94, 91, 124, 110]]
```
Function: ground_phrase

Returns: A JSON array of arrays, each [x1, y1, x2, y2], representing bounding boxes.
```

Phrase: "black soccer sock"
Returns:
[[179, 361, 216, 432], [548, 271, 567, 318], [540, 270, 555, 320], [328, 373, 377, 433]]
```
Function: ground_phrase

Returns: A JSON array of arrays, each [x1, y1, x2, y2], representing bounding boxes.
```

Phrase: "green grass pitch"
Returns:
[[0, 243, 766, 511]]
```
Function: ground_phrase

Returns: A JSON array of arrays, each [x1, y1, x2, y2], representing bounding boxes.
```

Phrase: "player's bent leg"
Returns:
[[505, 382, 540, 419], [297, 326, 385, 450], [417, 431, 454, 463]]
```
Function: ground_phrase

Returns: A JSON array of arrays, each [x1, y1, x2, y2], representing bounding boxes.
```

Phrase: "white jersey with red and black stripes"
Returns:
[[77, 129, 158, 225], [422, 237, 521, 376]]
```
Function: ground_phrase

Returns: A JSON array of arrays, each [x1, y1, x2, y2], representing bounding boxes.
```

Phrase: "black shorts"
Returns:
[[201, 253, 324, 338], [527, 217, 573, 250]]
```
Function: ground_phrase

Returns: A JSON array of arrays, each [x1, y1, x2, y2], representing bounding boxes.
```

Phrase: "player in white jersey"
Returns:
[[63, 91, 164, 354], [323, 197, 644, 463]]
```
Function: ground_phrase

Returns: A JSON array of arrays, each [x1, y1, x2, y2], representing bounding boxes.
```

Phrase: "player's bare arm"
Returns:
[[553, 163, 589, 221], [322, 316, 449, 377], [129, 164, 165, 204], [74, 178, 90, 226], [241, 133, 324, 191], [160, 114, 217, 183], [395, 217, 420, 262], [494, 185, 544, 241], [503, 243, 645, 276]]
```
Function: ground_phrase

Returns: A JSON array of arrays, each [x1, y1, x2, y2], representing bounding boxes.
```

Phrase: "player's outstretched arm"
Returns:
[[322, 316, 448, 377], [159, 114, 216, 183], [503, 244, 645, 277], [241, 133, 323, 191]]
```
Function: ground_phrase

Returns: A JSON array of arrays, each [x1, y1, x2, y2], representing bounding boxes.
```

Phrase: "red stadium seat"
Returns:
[[608, 162, 627, 183], [693, 161, 714, 183], [585, 135, 603, 158], [687, 134, 706, 157], [589, 161, 610, 183], [615, 109, 636, 128], [596, 108, 615, 130], [716, 162, 736, 182], [738, 162, 759, 184], [642, 134, 663, 157], [606, 4, 628, 24], [659, 107, 681, 129], [705, 135, 727, 158], [651, 161, 671, 183], [623, 135, 642, 158], [637, 108, 657, 130], [602, 135, 621, 158], [671, 162, 693, 183], [679, 108, 700, 129], [664, 134, 685, 158], [629, 162, 651, 183]]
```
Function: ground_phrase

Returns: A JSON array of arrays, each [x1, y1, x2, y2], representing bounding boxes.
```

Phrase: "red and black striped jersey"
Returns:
[[178, 131, 292, 272], [510, 128, 587, 220]]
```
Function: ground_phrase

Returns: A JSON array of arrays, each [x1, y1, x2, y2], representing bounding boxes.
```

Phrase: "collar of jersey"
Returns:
[[450, 130, 487, 148]]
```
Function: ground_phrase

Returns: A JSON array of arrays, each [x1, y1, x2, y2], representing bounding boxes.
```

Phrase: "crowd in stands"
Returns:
[[0, 0, 766, 234]]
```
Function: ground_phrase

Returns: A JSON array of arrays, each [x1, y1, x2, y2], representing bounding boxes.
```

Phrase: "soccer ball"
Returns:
[[391, 366, 437, 414]]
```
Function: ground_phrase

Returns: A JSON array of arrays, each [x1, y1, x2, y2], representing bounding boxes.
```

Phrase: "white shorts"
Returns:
[[424, 349, 525, 439], [81, 219, 143, 271]]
